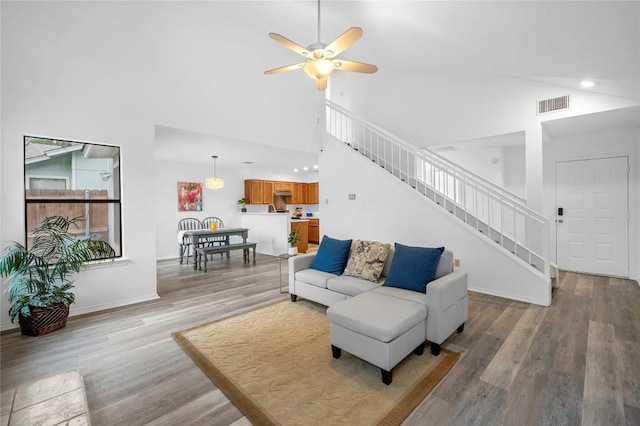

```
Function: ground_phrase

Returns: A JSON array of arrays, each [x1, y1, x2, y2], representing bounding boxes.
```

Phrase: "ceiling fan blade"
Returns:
[[333, 59, 378, 74], [315, 76, 328, 91], [268, 33, 310, 57], [324, 27, 363, 58], [264, 63, 305, 75]]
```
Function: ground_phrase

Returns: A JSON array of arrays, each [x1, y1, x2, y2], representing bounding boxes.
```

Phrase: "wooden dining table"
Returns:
[[180, 228, 249, 265]]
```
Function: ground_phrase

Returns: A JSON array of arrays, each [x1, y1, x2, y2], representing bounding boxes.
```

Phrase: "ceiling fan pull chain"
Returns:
[[317, 0, 321, 43]]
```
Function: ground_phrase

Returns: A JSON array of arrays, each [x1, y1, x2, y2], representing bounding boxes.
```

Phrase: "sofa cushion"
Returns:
[[435, 249, 454, 279], [327, 291, 427, 343], [327, 275, 382, 297], [295, 268, 338, 289], [310, 235, 353, 275], [343, 240, 391, 282], [371, 286, 428, 305], [383, 244, 444, 293]]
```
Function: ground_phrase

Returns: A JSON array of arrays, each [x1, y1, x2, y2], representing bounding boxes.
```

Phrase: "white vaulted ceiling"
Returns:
[[150, 0, 639, 167], [5, 1, 637, 168]]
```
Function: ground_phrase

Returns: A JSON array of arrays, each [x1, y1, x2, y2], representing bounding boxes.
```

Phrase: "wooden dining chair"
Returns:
[[178, 218, 203, 264], [202, 217, 227, 258]]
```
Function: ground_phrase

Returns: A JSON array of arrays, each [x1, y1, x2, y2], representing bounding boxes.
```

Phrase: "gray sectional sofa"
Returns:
[[288, 245, 468, 357]]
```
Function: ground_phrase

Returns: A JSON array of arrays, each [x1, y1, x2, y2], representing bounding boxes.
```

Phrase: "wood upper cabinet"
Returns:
[[292, 182, 307, 204], [282, 181, 294, 192], [262, 181, 274, 204], [244, 180, 260, 204], [244, 179, 270, 204], [308, 182, 319, 204], [245, 180, 319, 205]]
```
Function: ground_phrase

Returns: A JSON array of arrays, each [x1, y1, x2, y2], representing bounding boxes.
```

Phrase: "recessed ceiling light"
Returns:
[[313, 165, 318, 169], [293, 168, 299, 172], [303, 166, 308, 171], [580, 80, 595, 88]]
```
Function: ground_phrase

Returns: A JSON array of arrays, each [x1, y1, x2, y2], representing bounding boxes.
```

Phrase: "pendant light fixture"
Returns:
[[205, 155, 225, 190]]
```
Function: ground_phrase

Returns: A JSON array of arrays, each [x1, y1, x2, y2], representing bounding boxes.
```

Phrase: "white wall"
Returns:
[[501, 145, 527, 198], [1, 4, 172, 330], [320, 136, 552, 306], [542, 126, 640, 281]]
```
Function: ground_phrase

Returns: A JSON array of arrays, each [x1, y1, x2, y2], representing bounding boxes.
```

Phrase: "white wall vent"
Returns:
[[537, 95, 570, 115]]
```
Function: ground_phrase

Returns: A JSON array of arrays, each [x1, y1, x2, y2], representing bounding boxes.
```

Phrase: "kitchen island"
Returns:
[[240, 213, 309, 256]]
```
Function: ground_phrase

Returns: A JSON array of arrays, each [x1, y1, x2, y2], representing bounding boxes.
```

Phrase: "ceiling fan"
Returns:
[[264, 0, 378, 91]]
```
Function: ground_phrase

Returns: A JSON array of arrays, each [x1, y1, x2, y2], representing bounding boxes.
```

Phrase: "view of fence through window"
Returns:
[[24, 136, 122, 257]]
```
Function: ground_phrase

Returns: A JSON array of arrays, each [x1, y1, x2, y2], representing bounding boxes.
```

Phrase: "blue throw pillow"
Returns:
[[310, 235, 353, 275], [383, 243, 445, 293]]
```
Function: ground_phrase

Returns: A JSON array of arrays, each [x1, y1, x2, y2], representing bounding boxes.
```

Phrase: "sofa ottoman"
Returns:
[[327, 291, 427, 385]]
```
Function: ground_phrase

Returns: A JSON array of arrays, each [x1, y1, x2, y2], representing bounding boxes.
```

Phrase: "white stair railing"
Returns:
[[325, 100, 550, 276]]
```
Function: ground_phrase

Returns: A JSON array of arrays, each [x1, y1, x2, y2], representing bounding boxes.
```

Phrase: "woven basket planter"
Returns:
[[18, 303, 70, 336]]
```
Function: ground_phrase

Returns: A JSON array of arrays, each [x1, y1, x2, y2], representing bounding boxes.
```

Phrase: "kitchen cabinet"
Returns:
[[292, 182, 307, 204], [245, 180, 319, 205], [262, 181, 274, 204], [308, 182, 319, 204], [275, 180, 294, 192], [282, 182, 294, 192], [244, 180, 263, 204], [244, 179, 272, 204], [308, 219, 320, 244], [291, 220, 309, 253]]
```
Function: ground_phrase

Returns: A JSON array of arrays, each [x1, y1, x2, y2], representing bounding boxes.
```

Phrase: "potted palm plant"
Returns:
[[288, 228, 300, 256], [237, 197, 248, 212], [0, 215, 115, 336]]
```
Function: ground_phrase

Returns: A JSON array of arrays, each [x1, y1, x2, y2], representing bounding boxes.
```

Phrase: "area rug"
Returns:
[[172, 300, 459, 425]]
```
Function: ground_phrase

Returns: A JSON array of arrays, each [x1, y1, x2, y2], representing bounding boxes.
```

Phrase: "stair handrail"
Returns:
[[326, 100, 531, 211], [325, 99, 550, 275]]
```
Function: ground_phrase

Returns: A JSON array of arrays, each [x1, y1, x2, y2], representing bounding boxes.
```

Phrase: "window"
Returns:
[[24, 136, 122, 257]]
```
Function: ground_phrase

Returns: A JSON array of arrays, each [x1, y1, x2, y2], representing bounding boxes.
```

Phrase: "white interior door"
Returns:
[[556, 157, 629, 277]]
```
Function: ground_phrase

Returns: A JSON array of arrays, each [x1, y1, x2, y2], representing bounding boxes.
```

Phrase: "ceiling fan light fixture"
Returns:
[[264, 0, 376, 91], [303, 58, 334, 80]]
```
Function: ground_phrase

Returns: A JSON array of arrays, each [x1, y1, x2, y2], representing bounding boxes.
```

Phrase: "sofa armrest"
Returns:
[[425, 271, 468, 345], [426, 271, 468, 312], [288, 253, 317, 294]]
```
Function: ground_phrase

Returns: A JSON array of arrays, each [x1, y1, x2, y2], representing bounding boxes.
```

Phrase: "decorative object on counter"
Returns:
[[178, 182, 203, 211], [288, 228, 300, 255], [293, 207, 303, 218], [237, 197, 248, 212], [306, 212, 313, 217], [205, 155, 225, 190], [0, 215, 115, 336]]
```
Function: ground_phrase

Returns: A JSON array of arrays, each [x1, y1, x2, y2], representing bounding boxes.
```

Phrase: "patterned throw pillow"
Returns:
[[343, 240, 391, 282]]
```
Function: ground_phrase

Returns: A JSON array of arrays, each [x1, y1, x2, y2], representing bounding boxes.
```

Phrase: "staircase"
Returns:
[[324, 100, 550, 278]]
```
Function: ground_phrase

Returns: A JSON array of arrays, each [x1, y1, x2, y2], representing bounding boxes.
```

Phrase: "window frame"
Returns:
[[23, 135, 123, 259]]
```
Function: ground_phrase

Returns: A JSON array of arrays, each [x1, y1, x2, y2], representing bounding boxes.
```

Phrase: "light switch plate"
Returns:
[[348, 193, 356, 200]]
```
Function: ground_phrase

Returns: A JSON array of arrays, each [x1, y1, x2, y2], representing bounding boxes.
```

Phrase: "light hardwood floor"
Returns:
[[1, 254, 639, 425]]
